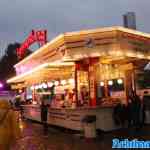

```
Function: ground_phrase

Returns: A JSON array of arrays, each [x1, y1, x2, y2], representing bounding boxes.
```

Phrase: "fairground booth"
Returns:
[[7, 26, 150, 131]]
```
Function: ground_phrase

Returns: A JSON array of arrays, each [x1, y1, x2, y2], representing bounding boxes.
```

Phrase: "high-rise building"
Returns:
[[123, 12, 136, 29]]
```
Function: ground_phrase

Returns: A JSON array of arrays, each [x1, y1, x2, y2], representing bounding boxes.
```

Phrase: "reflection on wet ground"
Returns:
[[12, 120, 150, 150]]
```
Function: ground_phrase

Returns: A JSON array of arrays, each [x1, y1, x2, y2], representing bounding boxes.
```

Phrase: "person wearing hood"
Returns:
[[0, 99, 20, 150]]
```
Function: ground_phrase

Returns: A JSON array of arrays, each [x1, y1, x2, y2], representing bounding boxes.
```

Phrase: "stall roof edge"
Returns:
[[14, 26, 150, 68], [14, 33, 65, 68]]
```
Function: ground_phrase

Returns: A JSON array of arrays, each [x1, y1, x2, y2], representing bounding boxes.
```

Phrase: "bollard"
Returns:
[[82, 115, 97, 138]]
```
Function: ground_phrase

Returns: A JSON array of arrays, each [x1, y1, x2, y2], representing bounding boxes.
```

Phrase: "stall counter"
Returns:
[[22, 105, 120, 131]]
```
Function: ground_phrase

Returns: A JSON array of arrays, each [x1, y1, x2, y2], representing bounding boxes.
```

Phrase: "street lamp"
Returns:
[[0, 83, 3, 88]]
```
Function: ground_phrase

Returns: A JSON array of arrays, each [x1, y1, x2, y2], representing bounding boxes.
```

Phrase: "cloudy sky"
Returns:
[[0, 0, 149, 55]]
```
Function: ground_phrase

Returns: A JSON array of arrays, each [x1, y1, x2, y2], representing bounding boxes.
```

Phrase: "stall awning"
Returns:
[[7, 61, 74, 84]]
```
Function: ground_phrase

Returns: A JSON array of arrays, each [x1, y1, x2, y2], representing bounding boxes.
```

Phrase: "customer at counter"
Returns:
[[40, 96, 49, 136]]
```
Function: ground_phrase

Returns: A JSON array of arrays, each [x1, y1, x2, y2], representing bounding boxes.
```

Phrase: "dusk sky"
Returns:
[[0, 0, 149, 55]]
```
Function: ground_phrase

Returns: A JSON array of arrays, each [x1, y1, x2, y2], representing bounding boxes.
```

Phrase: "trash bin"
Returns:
[[82, 115, 96, 138]]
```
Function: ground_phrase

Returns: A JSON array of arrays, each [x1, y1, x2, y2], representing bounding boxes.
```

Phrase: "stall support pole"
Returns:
[[89, 58, 98, 107], [132, 69, 136, 94], [75, 63, 79, 106], [124, 69, 134, 103]]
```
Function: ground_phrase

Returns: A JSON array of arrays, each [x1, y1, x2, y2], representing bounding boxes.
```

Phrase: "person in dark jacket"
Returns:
[[41, 99, 48, 135], [113, 99, 127, 127], [131, 91, 141, 130], [142, 91, 150, 126], [127, 97, 133, 127]]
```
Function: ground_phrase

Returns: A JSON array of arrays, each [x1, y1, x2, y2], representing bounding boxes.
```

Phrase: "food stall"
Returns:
[[7, 26, 150, 131]]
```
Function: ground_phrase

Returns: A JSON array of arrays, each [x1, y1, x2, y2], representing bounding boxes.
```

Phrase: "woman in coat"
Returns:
[[0, 99, 20, 150]]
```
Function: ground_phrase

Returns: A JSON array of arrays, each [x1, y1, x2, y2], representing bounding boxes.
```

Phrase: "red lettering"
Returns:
[[17, 30, 47, 59]]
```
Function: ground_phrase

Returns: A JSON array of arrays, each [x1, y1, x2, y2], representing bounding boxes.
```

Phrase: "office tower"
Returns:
[[123, 12, 136, 29]]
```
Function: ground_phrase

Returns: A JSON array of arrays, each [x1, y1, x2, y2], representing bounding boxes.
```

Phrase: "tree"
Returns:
[[0, 43, 32, 90]]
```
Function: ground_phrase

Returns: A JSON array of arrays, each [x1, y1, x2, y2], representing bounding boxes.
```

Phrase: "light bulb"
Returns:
[[117, 79, 123, 84], [42, 83, 47, 89], [30, 86, 34, 90], [35, 85, 39, 90], [39, 84, 43, 89], [54, 81, 59, 86], [61, 80, 67, 85], [48, 82, 53, 87], [100, 81, 104, 86], [108, 80, 113, 86], [68, 78, 75, 84]]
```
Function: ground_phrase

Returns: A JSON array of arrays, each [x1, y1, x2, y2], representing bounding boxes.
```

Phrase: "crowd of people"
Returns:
[[113, 90, 150, 131]]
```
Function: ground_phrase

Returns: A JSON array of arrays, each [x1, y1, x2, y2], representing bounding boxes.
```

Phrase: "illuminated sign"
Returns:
[[17, 30, 47, 59]]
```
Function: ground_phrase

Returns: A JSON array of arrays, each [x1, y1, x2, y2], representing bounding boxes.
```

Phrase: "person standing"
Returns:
[[127, 97, 133, 127], [131, 92, 141, 131], [0, 99, 20, 149], [142, 91, 150, 126], [40, 98, 48, 136], [113, 99, 126, 127]]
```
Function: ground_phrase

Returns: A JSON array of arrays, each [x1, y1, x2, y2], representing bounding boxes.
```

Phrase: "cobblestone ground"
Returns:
[[12, 120, 150, 150]]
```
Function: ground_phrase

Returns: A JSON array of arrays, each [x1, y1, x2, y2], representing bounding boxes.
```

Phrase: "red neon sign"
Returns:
[[17, 30, 47, 59]]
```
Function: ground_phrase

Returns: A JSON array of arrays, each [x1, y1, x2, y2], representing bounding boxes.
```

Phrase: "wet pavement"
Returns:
[[12, 120, 150, 150]]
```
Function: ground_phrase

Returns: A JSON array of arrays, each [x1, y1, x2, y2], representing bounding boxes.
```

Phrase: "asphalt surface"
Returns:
[[11, 119, 150, 150]]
